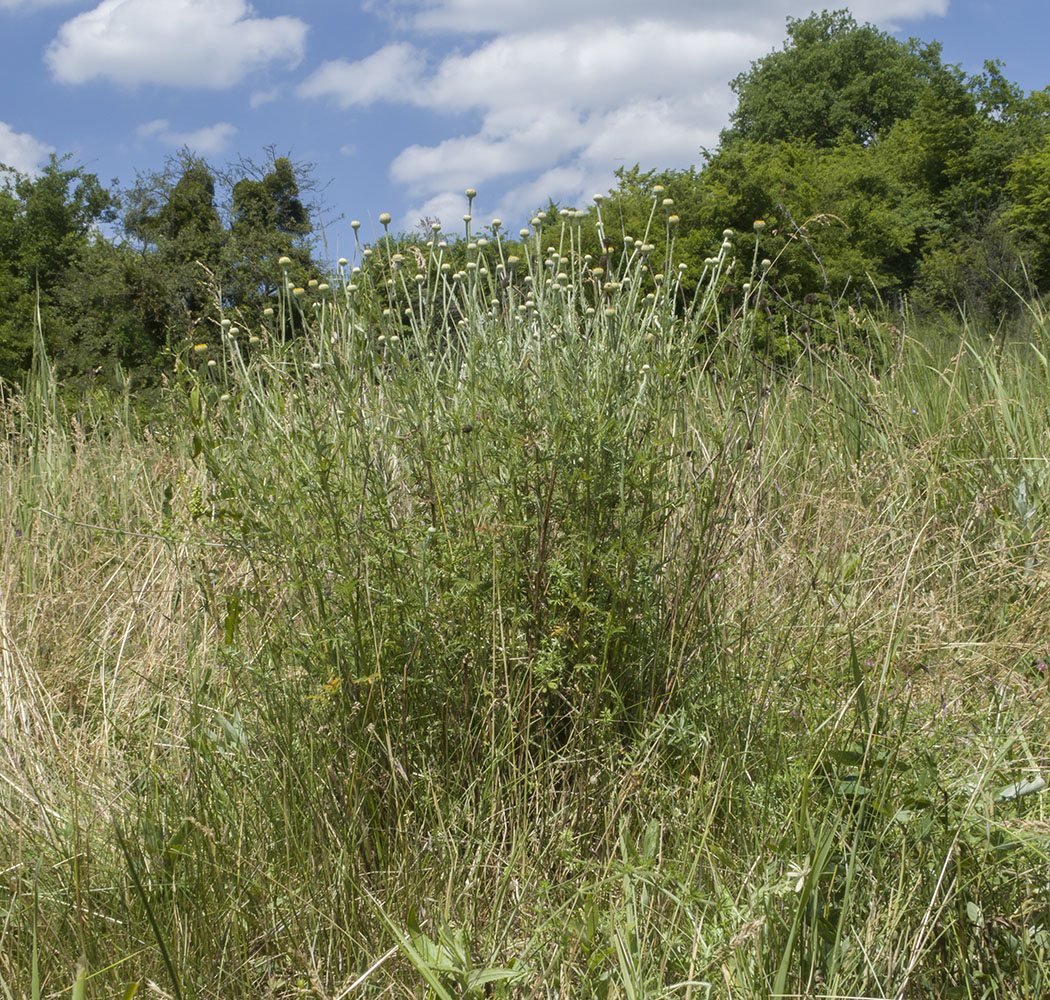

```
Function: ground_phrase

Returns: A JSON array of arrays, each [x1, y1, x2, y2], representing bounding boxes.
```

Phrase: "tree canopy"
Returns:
[[722, 9, 970, 148]]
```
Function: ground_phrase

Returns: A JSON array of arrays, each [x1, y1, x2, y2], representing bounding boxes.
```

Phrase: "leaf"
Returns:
[[829, 749, 865, 766], [849, 632, 870, 732], [994, 775, 1046, 802], [966, 901, 983, 925]]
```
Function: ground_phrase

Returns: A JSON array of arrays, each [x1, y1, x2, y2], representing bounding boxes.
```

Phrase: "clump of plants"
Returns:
[[1, 185, 1049, 1000]]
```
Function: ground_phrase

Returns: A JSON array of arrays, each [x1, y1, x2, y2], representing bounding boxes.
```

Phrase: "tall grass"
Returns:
[[1, 199, 1049, 999]]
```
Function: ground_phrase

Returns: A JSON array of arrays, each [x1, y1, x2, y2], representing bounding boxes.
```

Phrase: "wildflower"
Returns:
[[278, 255, 291, 266], [379, 213, 391, 226], [431, 221, 442, 232], [593, 193, 603, 203], [318, 283, 330, 292], [308, 278, 318, 288], [519, 228, 530, 238], [653, 185, 665, 195], [753, 219, 766, 232], [351, 220, 361, 230], [491, 218, 501, 229], [293, 287, 305, 297], [193, 343, 208, 353], [465, 188, 477, 200], [263, 307, 274, 317], [338, 257, 348, 267], [668, 214, 680, 225], [662, 198, 674, 209]]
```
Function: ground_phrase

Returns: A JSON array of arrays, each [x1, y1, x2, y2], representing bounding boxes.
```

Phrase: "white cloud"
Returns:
[[45, 0, 307, 88], [306, 0, 952, 229], [136, 119, 237, 155], [0, 121, 55, 175], [297, 43, 421, 107], [408, 0, 948, 33]]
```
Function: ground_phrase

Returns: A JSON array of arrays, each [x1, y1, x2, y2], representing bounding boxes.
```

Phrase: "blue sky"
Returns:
[[1, 0, 1047, 260]]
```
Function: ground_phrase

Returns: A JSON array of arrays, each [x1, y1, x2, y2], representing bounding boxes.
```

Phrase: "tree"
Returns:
[[722, 10, 968, 148], [225, 155, 314, 313], [124, 152, 225, 339], [0, 156, 117, 383]]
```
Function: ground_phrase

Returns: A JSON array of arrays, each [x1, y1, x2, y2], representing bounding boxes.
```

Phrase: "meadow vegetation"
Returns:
[[2, 188, 1050, 999], [2, 9, 1050, 999]]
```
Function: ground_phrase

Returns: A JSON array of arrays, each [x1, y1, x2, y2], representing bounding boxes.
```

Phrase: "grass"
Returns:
[[1, 198, 1049, 999]]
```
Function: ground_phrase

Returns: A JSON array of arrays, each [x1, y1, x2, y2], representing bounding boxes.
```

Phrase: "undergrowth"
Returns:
[[1, 194, 1049, 999]]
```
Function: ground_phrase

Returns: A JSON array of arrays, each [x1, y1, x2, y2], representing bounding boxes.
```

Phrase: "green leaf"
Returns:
[[995, 775, 1046, 802]]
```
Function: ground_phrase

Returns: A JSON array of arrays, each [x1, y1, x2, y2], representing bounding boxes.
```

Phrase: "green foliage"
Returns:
[[0, 156, 116, 382], [723, 9, 966, 148]]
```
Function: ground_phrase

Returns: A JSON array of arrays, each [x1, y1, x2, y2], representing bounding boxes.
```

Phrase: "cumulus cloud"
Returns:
[[0, 121, 55, 175], [136, 118, 238, 155], [305, 0, 951, 229], [45, 0, 307, 88], [407, 0, 948, 33], [297, 43, 422, 107]]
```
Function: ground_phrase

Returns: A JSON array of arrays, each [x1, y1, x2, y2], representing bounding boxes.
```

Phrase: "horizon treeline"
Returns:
[[2, 8, 1049, 389]]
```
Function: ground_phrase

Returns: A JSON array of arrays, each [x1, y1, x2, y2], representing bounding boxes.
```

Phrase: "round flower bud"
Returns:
[[278, 256, 291, 266], [753, 220, 766, 232], [722, 229, 734, 238], [653, 185, 665, 195], [350, 220, 360, 230], [379, 213, 391, 226], [465, 188, 477, 199], [338, 257, 348, 267]]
